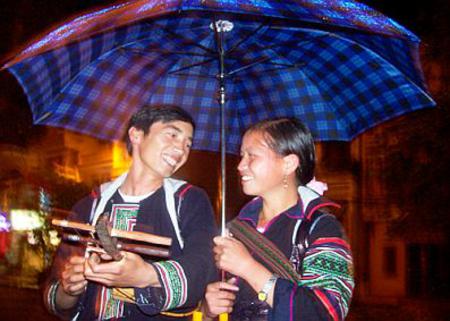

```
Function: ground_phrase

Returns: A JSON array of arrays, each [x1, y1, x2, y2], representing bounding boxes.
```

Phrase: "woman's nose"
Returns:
[[237, 157, 247, 172]]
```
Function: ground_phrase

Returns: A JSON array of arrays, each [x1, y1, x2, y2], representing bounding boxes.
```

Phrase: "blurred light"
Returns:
[[112, 141, 130, 176], [10, 209, 43, 231], [49, 230, 61, 246], [39, 187, 52, 213], [0, 211, 11, 232], [54, 163, 81, 182], [27, 231, 38, 245]]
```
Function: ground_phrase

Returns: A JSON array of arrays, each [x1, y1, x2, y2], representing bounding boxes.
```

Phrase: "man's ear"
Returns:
[[128, 127, 143, 145], [283, 154, 299, 175]]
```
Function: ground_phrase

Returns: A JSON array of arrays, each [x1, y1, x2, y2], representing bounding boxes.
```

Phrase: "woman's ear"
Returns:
[[283, 154, 300, 175]]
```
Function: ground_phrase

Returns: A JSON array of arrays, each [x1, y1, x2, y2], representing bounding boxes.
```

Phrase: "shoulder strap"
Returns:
[[228, 219, 301, 282], [91, 172, 128, 225], [292, 209, 329, 274], [163, 178, 189, 250]]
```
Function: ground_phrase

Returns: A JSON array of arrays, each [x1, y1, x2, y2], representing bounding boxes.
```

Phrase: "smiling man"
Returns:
[[43, 105, 218, 321]]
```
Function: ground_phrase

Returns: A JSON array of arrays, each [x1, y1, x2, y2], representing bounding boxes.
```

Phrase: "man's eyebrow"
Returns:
[[165, 124, 182, 132], [165, 124, 193, 142]]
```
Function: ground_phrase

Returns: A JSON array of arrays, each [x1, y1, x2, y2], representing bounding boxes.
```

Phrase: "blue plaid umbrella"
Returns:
[[2, 0, 435, 151], [2, 0, 435, 228]]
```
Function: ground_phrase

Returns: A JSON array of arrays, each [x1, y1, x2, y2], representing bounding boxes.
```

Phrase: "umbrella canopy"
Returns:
[[2, 0, 435, 154]]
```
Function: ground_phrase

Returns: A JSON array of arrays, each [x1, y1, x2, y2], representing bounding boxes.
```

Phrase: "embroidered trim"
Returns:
[[154, 260, 188, 310], [229, 220, 300, 282], [99, 286, 124, 320], [299, 238, 354, 320], [98, 203, 139, 320], [46, 280, 60, 315], [177, 184, 193, 218]]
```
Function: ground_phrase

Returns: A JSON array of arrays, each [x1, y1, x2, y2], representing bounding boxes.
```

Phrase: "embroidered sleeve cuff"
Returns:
[[44, 280, 60, 315], [153, 260, 188, 310], [44, 280, 76, 319]]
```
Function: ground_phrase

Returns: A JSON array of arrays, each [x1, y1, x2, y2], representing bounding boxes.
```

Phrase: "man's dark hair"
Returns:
[[246, 117, 315, 186], [123, 104, 195, 155]]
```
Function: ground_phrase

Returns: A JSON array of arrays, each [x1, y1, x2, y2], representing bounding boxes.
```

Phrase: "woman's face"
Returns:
[[237, 130, 286, 198]]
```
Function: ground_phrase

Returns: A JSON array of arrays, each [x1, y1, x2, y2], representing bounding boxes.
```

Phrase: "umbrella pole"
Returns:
[[219, 56, 227, 239], [211, 18, 228, 238], [218, 40, 230, 321], [194, 19, 230, 321], [215, 19, 230, 321]]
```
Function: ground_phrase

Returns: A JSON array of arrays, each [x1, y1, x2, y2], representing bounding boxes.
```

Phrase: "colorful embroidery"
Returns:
[[299, 237, 354, 321], [111, 204, 138, 230], [98, 203, 138, 320], [229, 219, 300, 282], [99, 288, 125, 320], [153, 260, 188, 310], [45, 280, 60, 316]]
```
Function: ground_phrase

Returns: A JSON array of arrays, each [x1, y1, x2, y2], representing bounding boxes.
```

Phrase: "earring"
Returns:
[[283, 174, 288, 189]]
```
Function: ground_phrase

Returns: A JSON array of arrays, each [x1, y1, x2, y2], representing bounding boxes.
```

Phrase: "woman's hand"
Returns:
[[202, 278, 239, 319], [213, 236, 257, 279], [213, 236, 275, 306]]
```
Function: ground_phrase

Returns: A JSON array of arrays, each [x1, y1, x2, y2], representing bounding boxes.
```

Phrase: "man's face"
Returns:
[[132, 120, 194, 179]]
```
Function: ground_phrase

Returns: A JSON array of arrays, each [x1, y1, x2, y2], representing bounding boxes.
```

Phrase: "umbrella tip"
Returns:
[[210, 20, 234, 32]]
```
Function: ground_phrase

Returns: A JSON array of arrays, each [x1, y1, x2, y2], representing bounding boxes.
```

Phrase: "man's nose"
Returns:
[[173, 138, 186, 153]]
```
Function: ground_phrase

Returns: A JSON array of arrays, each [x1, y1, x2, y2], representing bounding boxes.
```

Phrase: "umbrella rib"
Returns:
[[228, 57, 301, 76], [228, 33, 326, 74], [129, 47, 243, 60], [259, 33, 328, 52], [228, 56, 272, 76], [127, 48, 214, 58], [227, 22, 266, 55], [166, 73, 216, 79], [154, 23, 216, 55], [168, 57, 216, 75], [234, 29, 328, 54]]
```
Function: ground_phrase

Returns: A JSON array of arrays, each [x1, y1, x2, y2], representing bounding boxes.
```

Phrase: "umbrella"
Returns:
[[2, 0, 435, 231]]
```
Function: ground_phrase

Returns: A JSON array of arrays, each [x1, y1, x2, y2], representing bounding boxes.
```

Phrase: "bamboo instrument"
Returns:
[[62, 234, 170, 258], [52, 218, 172, 246]]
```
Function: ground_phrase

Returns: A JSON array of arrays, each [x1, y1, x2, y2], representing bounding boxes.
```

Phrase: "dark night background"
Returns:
[[0, 1, 449, 320]]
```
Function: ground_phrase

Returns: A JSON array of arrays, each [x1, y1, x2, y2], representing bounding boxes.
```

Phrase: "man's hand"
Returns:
[[55, 255, 88, 311], [60, 255, 88, 296], [202, 278, 239, 320], [84, 250, 160, 288]]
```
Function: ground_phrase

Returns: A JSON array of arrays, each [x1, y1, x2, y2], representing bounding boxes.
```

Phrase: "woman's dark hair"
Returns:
[[246, 117, 315, 185], [123, 104, 195, 155]]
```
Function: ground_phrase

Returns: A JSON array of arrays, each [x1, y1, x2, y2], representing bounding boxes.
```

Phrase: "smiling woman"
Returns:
[[203, 117, 354, 321]]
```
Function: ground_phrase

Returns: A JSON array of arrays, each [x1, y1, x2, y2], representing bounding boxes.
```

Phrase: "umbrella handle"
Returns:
[[191, 311, 228, 321], [219, 313, 229, 321]]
